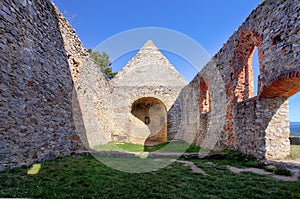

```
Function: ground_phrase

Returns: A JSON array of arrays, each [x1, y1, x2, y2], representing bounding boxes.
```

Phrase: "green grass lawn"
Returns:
[[93, 140, 202, 153], [1, 152, 299, 198], [289, 145, 300, 160]]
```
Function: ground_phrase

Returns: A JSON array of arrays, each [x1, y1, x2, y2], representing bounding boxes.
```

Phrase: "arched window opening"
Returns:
[[248, 47, 260, 97], [233, 30, 263, 102]]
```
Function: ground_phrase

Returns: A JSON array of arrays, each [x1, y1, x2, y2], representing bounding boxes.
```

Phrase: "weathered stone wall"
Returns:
[[54, 7, 114, 148], [168, 0, 299, 160], [168, 59, 227, 148], [0, 0, 85, 170], [0, 0, 115, 170], [232, 98, 290, 159]]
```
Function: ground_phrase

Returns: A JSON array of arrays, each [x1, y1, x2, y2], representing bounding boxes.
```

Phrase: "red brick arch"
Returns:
[[260, 71, 300, 98], [225, 30, 263, 144], [232, 30, 263, 102]]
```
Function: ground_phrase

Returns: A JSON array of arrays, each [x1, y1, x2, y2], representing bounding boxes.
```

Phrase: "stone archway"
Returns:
[[131, 97, 167, 145], [260, 72, 300, 159]]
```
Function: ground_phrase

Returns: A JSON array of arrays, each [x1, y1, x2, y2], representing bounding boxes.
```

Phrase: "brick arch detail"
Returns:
[[199, 77, 211, 113], [260, 71, 300, 98], [225, 30, 263, 145], [232, 30, 263, 102]]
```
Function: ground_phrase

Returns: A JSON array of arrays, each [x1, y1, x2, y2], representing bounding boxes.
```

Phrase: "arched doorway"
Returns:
[[289, 92, 300, 161], [260, 72, 300, 160], [131, 97, 167, 145]]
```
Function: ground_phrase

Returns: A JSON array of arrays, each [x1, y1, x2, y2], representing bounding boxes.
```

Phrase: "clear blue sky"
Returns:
[[53, 0, 299, 122]]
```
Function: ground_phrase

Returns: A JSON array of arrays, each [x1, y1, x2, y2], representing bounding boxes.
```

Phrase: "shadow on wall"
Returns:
[[0, 0, 87, 170], [53, 3, 89, 151], [166, 83, 201, 146]]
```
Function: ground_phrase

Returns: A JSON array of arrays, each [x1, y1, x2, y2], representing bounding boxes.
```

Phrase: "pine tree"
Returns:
[[87, 49, 117, 80]]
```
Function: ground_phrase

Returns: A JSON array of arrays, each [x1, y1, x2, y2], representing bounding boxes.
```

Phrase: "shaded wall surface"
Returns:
[[0, 0, 85, 170], [55, 6, 114, 148]]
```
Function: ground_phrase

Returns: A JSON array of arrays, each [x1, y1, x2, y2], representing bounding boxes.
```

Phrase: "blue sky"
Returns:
[[53, 0, 299, 122]]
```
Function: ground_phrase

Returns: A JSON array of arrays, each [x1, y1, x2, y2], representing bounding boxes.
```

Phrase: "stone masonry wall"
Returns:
[[232, 98, 290, 159], [168, 0, 299, 160], [0, 0, 115, 170], [168, 58, 227, 148], [54, 6, 114, 148], [0, 0, 85, 170]]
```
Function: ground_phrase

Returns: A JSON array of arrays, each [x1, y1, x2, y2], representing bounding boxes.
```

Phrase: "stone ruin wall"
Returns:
[[168, 0, 300, 160], [0, 0, 84, 170], [0, 0, 299, 170], [54, 5, 114, 148], [0, 0, 116, 170]]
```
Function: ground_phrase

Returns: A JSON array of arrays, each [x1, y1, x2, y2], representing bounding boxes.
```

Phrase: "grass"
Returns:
[[93, 140, 202, 153], [0, 151, 299, 198], [94, 142, 144, 152], [289, 145, 300, 160]]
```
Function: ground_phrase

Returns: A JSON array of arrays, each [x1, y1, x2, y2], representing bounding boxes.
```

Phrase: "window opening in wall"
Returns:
[[234, 31, 262, 102], [250, 47, 260, 96], [199, 78, 211, 113]]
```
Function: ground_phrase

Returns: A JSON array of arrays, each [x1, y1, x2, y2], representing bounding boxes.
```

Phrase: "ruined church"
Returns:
[[0, 0, 299, 170]]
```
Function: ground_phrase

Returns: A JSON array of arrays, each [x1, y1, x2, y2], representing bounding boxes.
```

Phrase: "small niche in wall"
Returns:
[[199, 77, 211, 113]]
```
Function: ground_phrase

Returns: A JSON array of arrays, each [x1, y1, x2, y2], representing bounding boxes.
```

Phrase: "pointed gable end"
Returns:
[[110, 40, 187, 87]]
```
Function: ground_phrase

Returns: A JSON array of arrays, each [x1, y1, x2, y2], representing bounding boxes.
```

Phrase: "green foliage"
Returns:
[[87, 49, 117, 80], [273, 167, 292, 176], [143, 142, 168, 152], [216, 149, 262, 168], [212, 149, 294, 177]]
